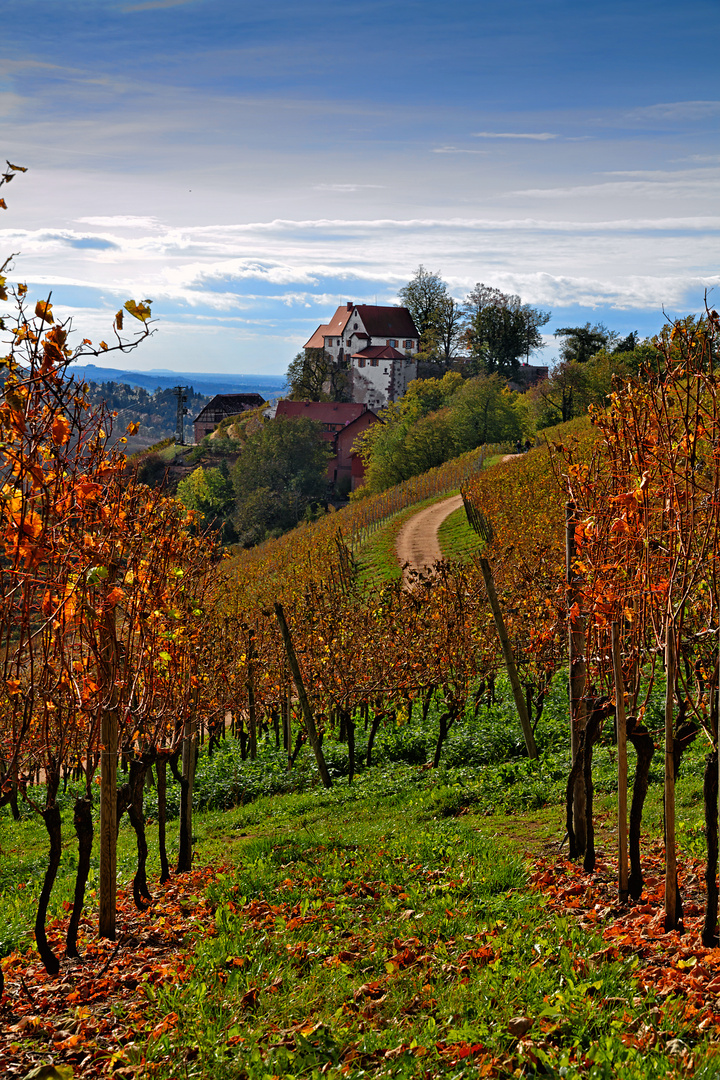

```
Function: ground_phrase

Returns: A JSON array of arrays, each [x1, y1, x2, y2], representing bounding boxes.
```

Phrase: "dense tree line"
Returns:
[[176, 415, 331, 547], [84, 381, 210, 452], [398, 266, 551, 375]]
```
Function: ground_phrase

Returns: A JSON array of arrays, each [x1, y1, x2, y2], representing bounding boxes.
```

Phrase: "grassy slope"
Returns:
[[355, 453, 504, 585], [0, 678, 713, 1078], [1, 432, 716, 1077], [355, 494, 454, 588], [436, 504, 481, 561]]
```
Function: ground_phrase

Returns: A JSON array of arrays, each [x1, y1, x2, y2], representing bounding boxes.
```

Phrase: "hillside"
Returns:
[[84, 380, 211, 453]]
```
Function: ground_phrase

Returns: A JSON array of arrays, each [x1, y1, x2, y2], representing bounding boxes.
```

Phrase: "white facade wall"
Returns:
[[310, 305, 419, 409]]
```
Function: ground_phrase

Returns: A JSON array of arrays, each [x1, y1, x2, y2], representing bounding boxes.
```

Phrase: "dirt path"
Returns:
[[395, 493, 464, 579], [394, 455, 521, 581]]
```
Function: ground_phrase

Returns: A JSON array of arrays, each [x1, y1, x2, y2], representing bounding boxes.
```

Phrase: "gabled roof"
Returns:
[[352, 345, 407, 360], [276, 400, 369, 425], [194, 393, 265, 420], [353, 305, 418, 339], [303, 303, 418, 350], [304, 304, 353, 349], [304, 323, 331, 350]]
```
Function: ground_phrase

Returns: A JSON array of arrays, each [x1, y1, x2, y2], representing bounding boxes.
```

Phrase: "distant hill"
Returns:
[[68, 364, 288, 399], [83, 381, 212, 454]]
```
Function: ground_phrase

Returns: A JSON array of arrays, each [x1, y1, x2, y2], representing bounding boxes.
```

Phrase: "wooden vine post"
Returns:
[[665, 614, 678, 932], [461, 498, 537, 759], [274, 602, 333, 788], [99, 577, 119, 940], [478, 559, 538, 759], [247, 624, 258, 760], [611, 622, 629, 902], [566, 502, 587, 855], [177, 694, 198, 873]]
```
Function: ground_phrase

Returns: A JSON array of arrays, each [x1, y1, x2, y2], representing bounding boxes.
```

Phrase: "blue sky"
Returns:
[[1, 0, 718, 374]]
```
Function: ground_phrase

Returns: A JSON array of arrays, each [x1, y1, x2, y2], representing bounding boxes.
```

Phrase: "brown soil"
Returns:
[[394, 455, 521, 582], [394, 493, 464, 581]]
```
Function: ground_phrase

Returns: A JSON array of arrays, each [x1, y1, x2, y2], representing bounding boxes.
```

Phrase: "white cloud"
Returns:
[[313, 184, 385, 192], [121, 0, 197, 10], [623, 101, 720, 123], [432, 146, 490, 155], [76, 215, 162, 229], [510, 178, 720, 198], [472, 131, 557, 140], [0, 92, 25, 116]]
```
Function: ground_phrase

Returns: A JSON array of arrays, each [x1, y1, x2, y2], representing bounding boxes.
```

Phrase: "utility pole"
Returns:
[[173, 386, 188, 445]]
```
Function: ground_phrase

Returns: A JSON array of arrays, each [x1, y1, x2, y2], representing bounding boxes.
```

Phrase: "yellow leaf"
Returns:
[[115, 309, 124, 330], [124, 299, 152, 322], [35, 300, 54, 323]]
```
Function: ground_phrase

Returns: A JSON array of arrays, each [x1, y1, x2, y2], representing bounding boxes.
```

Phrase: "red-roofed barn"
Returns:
[[275, 400, 379, 491]]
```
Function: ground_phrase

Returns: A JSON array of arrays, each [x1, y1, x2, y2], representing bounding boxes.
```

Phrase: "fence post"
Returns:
[[611, 622, 629, 902], [566, 501, 587, 855]]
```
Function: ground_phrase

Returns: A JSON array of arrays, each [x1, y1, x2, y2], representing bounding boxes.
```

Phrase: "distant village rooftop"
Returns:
[[193, 392, 265, 443]]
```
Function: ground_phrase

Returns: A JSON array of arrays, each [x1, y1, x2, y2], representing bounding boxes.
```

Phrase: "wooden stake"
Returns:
[[274, 603, 332, 788], [566, 502, 587, 854], [247, 627, 257, 761], [99, 587, 119, 940], [611, 622, 629, 902], [665, 617, 677, 932], [177, 711, 197, 872], [478, 557, 537, 759]]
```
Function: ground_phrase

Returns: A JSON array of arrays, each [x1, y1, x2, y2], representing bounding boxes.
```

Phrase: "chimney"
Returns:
[[347, 302, 352, 311]]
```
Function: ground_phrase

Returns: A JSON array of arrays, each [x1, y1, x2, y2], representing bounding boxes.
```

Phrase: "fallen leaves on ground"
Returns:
[[0, 865, 220, 1079], [529, 843, 720, 1040]]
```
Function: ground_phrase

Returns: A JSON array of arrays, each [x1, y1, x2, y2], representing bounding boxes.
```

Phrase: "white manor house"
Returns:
[[304, 302, 420, 410]]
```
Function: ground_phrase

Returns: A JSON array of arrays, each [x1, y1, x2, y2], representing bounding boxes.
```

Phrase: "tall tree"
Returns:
[[465, 284, 549, 377], [398, 266, 462, 361], [231, 416, 331, 545], [286, 349, 349, 402], [435, 295, 467, 363], [554, 323, 613, 363]]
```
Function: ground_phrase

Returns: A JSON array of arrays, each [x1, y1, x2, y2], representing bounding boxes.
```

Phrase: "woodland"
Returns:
[[84, 383, 210, 455], [2, 163, 720, 1079]]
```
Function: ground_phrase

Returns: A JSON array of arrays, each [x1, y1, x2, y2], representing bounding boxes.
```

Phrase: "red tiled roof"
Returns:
[[304, 323, 331, 350], [354, 305, 418, 339], [276, 400, 369, 425], [351, 345, 407, 360], [303, 304, 353, 349], [304, 304, 417, 350]]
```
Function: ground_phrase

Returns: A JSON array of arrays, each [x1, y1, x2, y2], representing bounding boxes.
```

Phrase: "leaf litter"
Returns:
[[0, 865, 218, 1078]]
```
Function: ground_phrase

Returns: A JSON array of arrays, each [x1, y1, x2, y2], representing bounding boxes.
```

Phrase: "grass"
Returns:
[[122, 745, 713, 1079], [436, 504, 482, 561], [355, 493, 457, 588], [356, 453, 507, 585], [1, 674, 715, 1077]]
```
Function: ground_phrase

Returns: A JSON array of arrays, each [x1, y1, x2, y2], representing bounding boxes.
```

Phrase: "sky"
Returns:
[[1, 0, 719, 375]]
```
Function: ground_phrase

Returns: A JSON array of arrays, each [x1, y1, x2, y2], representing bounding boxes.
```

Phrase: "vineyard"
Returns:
[[4, 161, 720, 1073]]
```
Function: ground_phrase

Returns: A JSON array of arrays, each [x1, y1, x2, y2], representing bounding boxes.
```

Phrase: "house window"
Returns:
[[358, 358, 366, 368], [371, 358, 379, 367], [404, 339, 413, 348], [353, 323, 358, 329], [387, 339, 397, 347]]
